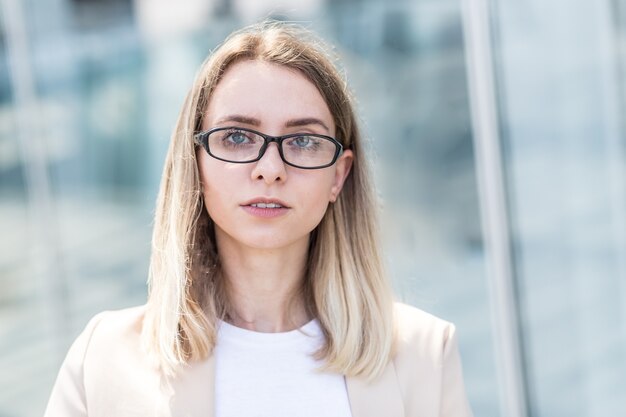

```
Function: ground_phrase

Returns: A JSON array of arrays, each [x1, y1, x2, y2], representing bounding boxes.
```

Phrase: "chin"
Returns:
[[239, 233, 309, 251], [214, 225, 308, 251]]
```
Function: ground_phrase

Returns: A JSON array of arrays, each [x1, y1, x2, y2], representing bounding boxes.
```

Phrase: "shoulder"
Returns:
[[79, 305, 148, 366], [62, 305, 146, 361], [81, 306, 165, 411], [84, 304, 147, 344], [392, 301, 458, 371], [393, 302, 456, 347], [45, 305, 158, 417], [391, 303, 471, 415], [66, 305, 154, 387]]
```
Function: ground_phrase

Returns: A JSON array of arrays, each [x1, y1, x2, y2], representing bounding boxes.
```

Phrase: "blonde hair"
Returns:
[[142, 21, 395, 380]]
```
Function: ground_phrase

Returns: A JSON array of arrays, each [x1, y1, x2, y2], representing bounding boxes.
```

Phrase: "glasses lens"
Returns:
[[208, 129, 264, 162], [282, 135, 338, 168]]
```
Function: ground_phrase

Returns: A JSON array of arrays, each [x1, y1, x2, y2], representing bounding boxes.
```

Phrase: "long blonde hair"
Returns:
[[142, 21, 396, 380]]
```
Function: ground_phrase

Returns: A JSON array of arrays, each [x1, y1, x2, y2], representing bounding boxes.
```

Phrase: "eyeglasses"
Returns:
[[194, 126, 344, 170]]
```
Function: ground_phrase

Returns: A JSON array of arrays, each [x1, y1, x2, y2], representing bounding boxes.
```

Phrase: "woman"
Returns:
[[44, 21, 473, 417]]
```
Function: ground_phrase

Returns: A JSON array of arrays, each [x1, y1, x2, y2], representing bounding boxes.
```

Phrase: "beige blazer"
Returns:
[[44, 303, 473, 417]]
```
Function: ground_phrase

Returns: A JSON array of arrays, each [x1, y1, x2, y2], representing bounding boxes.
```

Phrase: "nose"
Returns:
[[250, 142, 287, 184]]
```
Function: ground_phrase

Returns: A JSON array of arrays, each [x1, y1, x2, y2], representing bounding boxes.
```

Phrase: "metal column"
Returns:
[[460, 0, 530, 416]]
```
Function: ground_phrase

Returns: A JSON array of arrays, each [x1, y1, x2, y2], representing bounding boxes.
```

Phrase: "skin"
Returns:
[[197, 60, 353, 333]]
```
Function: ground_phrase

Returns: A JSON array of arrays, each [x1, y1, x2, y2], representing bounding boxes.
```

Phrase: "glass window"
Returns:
[[492, 0, 626, 415]]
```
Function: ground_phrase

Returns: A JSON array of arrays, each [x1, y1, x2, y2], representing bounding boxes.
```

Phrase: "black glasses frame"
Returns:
[[194, 126, 344, 170]]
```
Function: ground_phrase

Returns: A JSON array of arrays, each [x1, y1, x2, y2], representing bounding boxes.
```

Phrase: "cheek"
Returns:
[[198, 156, 240, 213], [296, 173, 335, 220]]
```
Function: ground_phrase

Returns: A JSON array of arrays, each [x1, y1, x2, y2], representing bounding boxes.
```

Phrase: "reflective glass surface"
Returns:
[[493, 0, 626, 415]]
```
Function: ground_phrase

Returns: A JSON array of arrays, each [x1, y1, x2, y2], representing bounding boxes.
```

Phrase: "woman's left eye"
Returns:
[[292, 136, 312, 147]]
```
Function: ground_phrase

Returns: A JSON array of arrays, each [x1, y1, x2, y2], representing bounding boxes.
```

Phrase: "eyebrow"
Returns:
[[214, 115, 330, 133], [284, 118, 330, 133]]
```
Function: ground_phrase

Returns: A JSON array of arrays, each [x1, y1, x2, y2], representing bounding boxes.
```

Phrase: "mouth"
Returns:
[[241, 198, 291, 209], [249, 202, 284, 209], [241, 198, 290, 218]]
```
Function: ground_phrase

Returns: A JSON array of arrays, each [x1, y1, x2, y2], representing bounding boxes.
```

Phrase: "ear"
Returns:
[[329, 150, 354, 202]]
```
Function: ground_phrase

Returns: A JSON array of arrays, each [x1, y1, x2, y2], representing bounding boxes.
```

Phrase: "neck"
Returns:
[[216, 229, 312, 333]]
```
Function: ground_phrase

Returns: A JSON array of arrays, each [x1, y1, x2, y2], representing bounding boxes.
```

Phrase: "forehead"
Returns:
[[203, 60, 335, 135]]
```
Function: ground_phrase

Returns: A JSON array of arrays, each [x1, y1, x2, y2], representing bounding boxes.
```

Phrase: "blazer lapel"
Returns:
[[346, 360, 404, 417]]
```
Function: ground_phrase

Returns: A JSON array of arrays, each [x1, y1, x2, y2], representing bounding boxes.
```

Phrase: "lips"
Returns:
[[241, 198, 291, 209], [241, 198, 290, 218]]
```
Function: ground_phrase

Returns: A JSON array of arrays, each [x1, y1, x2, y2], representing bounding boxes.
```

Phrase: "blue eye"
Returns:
[[228, 132, 249, 144], [292, 136, 311, 147]]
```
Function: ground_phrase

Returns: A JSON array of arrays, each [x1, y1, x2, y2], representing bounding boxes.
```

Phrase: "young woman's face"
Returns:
[[197, 60, 353, 252]]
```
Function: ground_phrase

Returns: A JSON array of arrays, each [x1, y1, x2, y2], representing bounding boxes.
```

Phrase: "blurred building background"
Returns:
[[0, 0, 625, 416]]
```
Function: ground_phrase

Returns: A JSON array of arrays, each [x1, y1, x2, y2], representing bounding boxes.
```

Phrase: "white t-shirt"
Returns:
[[214, 318, 353, 417]]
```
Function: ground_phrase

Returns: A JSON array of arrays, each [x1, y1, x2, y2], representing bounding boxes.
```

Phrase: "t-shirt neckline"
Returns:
[[217, 317, 321, 346]]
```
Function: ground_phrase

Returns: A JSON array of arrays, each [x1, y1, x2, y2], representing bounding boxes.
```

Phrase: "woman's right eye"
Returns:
[[226, 131, 249, 144]]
